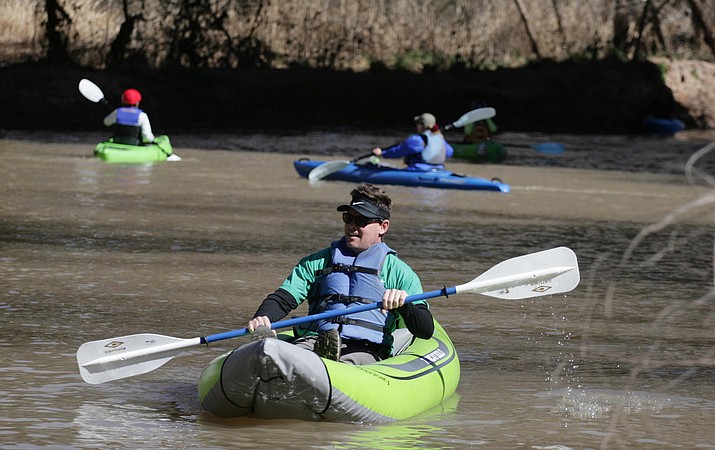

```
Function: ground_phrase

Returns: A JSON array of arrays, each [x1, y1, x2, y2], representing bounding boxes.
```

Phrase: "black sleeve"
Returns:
[[252, 288, 299, 323], [396, 302, 434, 339]]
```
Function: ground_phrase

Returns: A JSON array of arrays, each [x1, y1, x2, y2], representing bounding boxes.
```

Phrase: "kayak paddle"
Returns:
[[78, 78, 180, 161], [77, 246, 579, 384], [308, 107, 497, 181], [308, 151, 375, 181], [503, 142, 565, 154], [442, 107, 496, 131], [79, 79, 109, 105]]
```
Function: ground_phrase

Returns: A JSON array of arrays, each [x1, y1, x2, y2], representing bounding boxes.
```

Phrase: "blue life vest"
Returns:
[[113, 107, 142, 145], [310, 237, 395, 344]]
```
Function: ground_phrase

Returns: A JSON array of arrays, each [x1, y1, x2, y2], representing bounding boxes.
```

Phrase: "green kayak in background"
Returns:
[[452, 113, 506, 163], [450, 140, 508, 163], [94, 135, 180, 163]]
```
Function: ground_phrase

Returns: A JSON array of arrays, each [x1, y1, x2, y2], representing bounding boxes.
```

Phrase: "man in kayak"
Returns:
[[103, 88, 155, 146], [247, 183, 434, 365], [371, 113, 455, 171]]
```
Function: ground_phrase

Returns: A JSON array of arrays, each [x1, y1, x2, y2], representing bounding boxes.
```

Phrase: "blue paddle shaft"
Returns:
[[203, 286, 457, 344]]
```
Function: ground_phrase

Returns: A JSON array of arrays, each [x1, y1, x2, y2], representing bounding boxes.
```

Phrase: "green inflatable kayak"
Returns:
[[450, 140, 507, 163], [94, 135, 178, 163], [198, 319, 460, 423]]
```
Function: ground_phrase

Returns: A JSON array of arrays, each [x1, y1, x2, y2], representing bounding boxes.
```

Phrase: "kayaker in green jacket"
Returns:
[[247, 183, 434, 365]]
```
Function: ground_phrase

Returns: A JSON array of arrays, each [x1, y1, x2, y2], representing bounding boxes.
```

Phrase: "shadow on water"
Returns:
[[2, 60, 707, 134]]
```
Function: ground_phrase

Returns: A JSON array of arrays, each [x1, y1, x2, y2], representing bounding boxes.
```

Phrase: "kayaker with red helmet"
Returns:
[[103, 88, 155, 145]]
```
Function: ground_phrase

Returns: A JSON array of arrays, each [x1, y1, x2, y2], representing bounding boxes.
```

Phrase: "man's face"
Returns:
[[342, 210, 389, 253]]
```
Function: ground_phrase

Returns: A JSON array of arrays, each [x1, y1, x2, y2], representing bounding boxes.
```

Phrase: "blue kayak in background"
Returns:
[[293, 159, 510, 193], [644, 116, 685, 137]]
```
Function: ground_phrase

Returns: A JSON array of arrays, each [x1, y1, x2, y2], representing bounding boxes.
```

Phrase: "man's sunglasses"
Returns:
[[342, 212, 383, 228]]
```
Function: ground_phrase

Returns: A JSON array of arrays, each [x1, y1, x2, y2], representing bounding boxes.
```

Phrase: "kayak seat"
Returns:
[[111, 135, 141, 146], [390, 328, 414, 357]]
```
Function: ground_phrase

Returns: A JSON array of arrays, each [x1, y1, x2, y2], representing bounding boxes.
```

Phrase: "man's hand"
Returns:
[[381, 289, 408, 313], [248, 316, 272, 333]]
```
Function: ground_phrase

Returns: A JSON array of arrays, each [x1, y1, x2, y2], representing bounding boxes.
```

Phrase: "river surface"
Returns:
[[1, 129, 715, 449]]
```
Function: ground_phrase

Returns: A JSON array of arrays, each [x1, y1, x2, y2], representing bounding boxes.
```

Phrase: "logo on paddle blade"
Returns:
[[532, 285, 552, 293], [104, 341, 124, 348]]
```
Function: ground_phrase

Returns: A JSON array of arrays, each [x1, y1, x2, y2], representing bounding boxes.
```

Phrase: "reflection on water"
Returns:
[[72, 382, 201, 448], [1, 133, 714, 448], [335, 394, 462, 449], [75, 401, 183, 447]]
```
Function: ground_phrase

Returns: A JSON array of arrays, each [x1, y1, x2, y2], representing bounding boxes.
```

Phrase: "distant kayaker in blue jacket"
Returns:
[[371, 113, 454, 171], [103, 88, 155, 146]]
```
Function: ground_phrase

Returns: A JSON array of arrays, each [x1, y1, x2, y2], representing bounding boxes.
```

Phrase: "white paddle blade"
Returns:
[[78, 79, 105, 103], [77, 333, 201, 384], [308, 160, 350, 181], [451, 107, 496, 128], [457, 247, 579, 300]]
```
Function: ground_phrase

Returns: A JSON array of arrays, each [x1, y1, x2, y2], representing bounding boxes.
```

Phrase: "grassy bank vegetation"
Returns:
[[1, 0, 713, 70]]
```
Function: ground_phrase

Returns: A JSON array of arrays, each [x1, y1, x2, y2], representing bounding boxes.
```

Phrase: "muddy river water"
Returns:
[[1, 129, 715, 448]]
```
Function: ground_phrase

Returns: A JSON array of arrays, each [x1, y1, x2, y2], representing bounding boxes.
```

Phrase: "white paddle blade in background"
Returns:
[[308, 159, 351, 181], [449, 107, 496, 129], [457, 247, 579, 299], [77, 333, 202, 384], [78, 79, 105, 103], [308, 152, 376, 181]]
